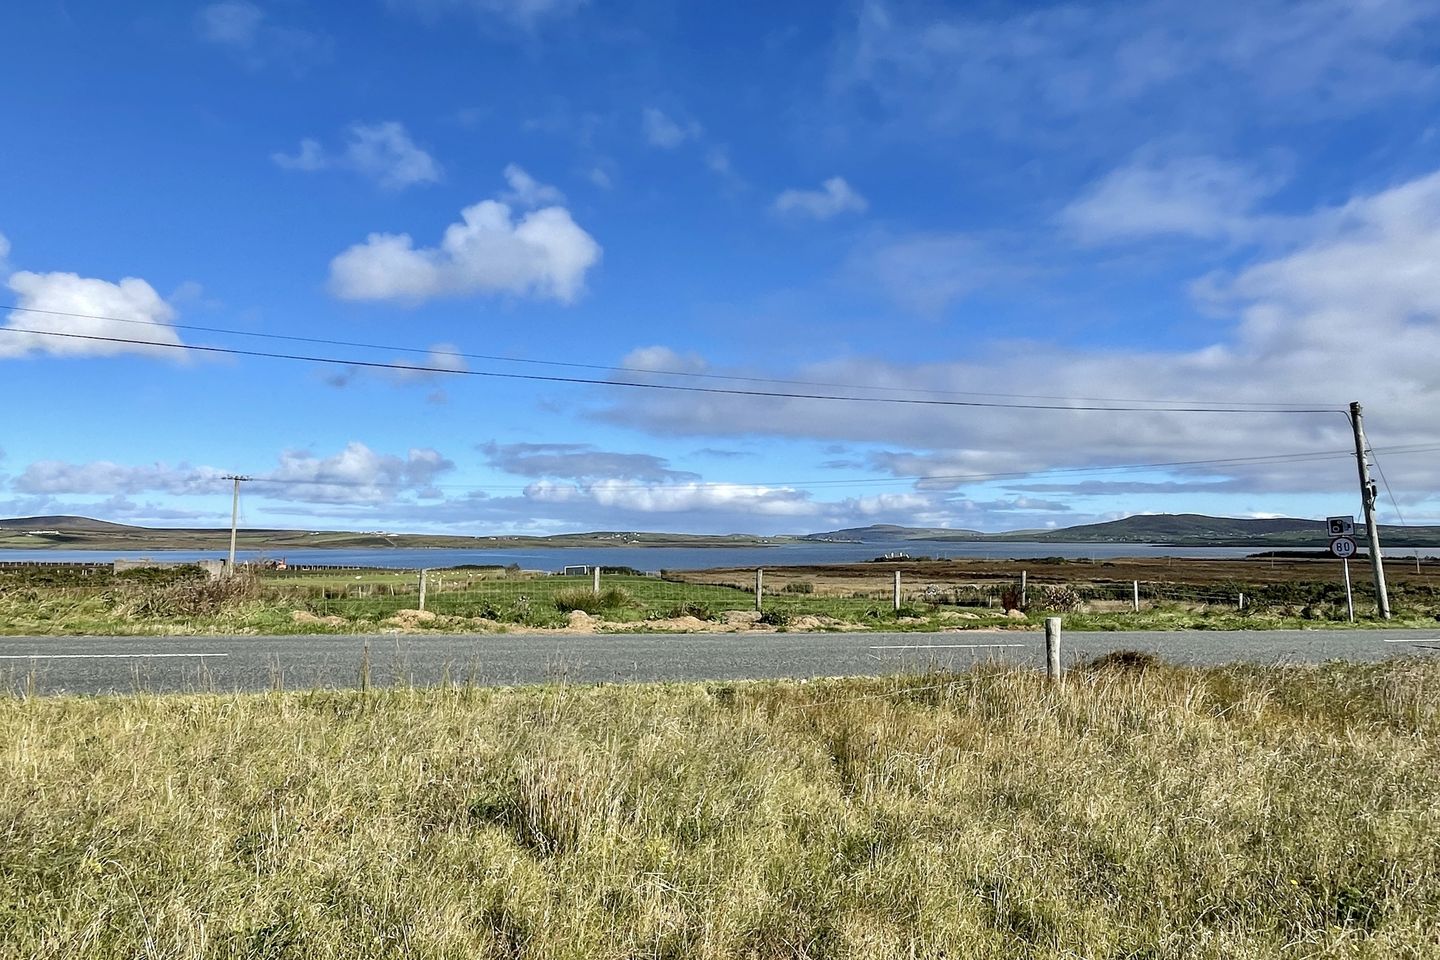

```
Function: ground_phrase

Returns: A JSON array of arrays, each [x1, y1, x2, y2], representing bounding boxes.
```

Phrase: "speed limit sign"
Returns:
[[1330, 536, 1357, 559]]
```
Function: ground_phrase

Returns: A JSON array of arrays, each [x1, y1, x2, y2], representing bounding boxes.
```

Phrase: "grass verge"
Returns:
[[2, 658, 1438, 957]]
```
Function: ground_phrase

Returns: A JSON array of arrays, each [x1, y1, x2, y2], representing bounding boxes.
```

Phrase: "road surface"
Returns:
[[2, 628, 1437, 696]]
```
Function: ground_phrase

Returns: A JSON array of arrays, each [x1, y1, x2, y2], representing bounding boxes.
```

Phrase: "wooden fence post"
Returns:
[[418, 569, 428, 612], [755, 568, 764, 612], [893, 570, 901, 612], [1045, 617, 1062, 682]]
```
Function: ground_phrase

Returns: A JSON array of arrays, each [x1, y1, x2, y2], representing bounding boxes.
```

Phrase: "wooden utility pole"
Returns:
[[222, 475, 250, 577], [1349, 402, 1391, 619]]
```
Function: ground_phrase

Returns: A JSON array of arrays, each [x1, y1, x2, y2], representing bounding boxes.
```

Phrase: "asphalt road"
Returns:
[[2, 628, 1438, 696]]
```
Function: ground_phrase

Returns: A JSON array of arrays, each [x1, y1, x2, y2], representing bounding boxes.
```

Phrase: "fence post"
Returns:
[[755, 568, 763, 612], [1044, 617, 1062, 682], [1238, 592, 1245, 611], [593, 566, 601, 595], [893, 570, 901, 612], [1021, 569, 1028, 608], [418, 569, 428, 612]]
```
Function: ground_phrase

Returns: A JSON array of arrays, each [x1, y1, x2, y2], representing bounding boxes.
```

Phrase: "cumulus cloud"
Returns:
[[1, 268, 184, 360], [14, 461, 227, 496], [1062, 153, 1284, 244], [328, 173, 601, 304], [264, 443, 453, 503], [273, 122, 440, 190], [774, 176, 868, 220], [480, 442, 698, 482], [13, 443, 454, 507], [642, 107, 701, 149], [499, 164, 565, 207]]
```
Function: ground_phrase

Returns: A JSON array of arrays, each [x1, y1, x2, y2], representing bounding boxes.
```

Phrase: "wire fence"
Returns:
[[4, 562, 1436, 626]]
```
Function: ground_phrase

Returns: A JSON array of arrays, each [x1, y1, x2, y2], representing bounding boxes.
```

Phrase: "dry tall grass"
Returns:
[[2, 658, 1438, 958]]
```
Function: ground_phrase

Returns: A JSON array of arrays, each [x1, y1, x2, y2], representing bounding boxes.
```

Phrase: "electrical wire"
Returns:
[[0, 325, 1342, 414], [1, 303, 1334, 409]]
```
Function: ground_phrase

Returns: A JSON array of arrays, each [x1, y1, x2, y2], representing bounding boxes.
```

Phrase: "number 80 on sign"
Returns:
[[1330, 536, 1357, 559]]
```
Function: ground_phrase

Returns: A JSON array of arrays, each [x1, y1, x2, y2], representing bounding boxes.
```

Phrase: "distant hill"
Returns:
[[804, 514, 1440, 547], [1002, 513, 1440, 547], [5, 513, 1440, 551], [0, 515, 147, 532], [798, 524, 986, 542]]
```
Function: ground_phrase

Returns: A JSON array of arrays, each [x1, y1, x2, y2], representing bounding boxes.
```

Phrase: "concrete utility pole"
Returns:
[[222, 475, 251, 577], [1348, 402, 1391, 619]]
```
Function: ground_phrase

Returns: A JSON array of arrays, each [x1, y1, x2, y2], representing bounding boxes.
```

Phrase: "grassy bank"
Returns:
[[2, 658, 1438, 957], [3, 561, 1439, 635]]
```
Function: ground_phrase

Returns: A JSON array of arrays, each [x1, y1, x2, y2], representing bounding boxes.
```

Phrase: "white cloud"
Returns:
[[273, 122, 440, 190], [265, 443, 453, 503], [386, 0, 586, 27], [271, 138, 326, 171], [642, 107, 701, 149], [195, 1, 328, 71], [0, 231, 10, 271], [836, 0, 1440, 140], [499, 164, 565, 207], [530, 479, 818, 517], [328, 174, 601, 304], [620, 345, 708, 374], [196, 1, 264, 46], [481, 441, 697, 481], [591, 167, 1440, 504], [12, 443, 455, 507], [15, 461, 227, 496], [774, 176, 868, 220], [1, 269, 184, 360], [1062, 153, 1283, 244], [851, 232, 997, 314]]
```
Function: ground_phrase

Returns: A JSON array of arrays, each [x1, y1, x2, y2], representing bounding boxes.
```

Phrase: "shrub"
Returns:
[[782, 581, 815, 594], [999, 584, 1025, 612], [554, 587, 631, 613], [758, 609, 791, 627], [659, 601, 714, 620], [1036, 585, 1082, 612], [554, 589, 604, 614]]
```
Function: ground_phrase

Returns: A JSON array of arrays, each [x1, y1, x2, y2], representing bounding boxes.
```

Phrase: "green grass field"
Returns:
[[2, 657, 1437, 958], [2, 563, 1438, 636]]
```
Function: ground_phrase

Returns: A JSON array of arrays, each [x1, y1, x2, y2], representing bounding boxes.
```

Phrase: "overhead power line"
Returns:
[[0, 325, 1341, 415], [1, 303, 1331, 409]]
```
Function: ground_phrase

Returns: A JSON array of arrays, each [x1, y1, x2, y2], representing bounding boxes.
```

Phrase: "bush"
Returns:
[[658, 601, 715, 620], [1036, 585, 1082, 612], [999, 584, 1025, 612], [554, 589, 604, 614], [758, 609, 791, 627], [554, 587, 632, 613], [782, 581, 815, 594]]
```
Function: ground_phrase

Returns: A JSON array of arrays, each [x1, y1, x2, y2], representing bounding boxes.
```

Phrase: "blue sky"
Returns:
[[2, 0, 1440, 535]]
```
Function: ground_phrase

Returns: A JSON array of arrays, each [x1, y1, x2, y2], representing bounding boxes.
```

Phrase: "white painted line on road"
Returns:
[[870, 644, 1028, 650], [0, 653, 229, 660], [1382, 638, 1440, 643]]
